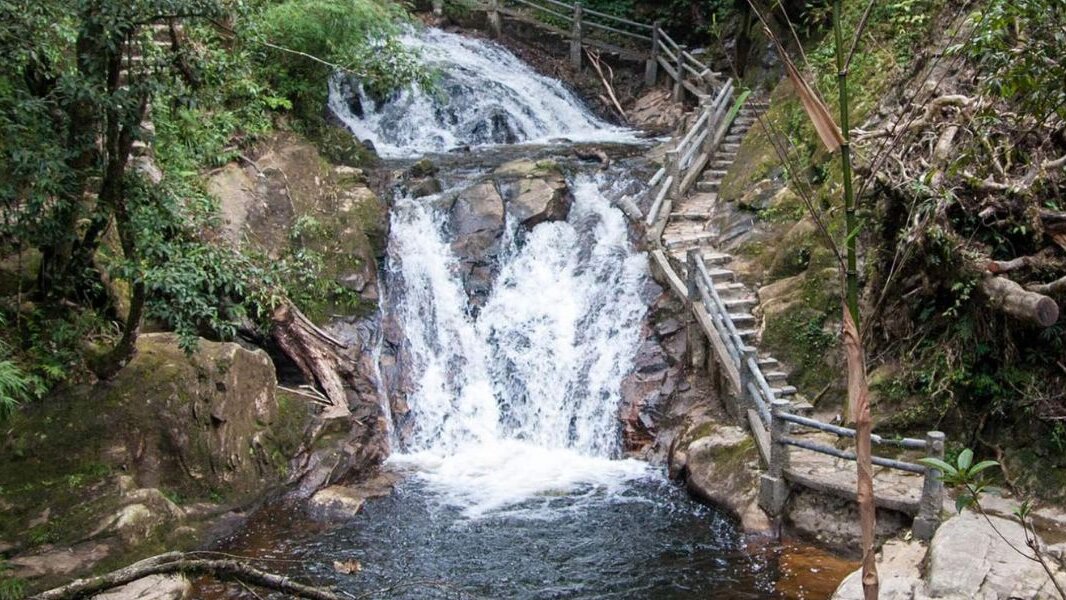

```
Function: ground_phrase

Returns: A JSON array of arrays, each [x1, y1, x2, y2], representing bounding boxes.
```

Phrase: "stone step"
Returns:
[[714, 282, 747, 297], [669, 249, 733, 267], [669, 212, 708, 221], [788, 398, 815, 416], [711, 160, 733, 169], [696, 181, 720, 193], [737, 328, 759, 340], [772, 385, 798, 397], [130, 139, 150, 157], [706, 169, 728, 178], [725, 135, 743, 144], [758, 357, 780, 370], [722, 143, 740, 152], [664, 232, 718, 250], [723, 296, 758, 310], [729, 313, 756, 327], [764, 370, 789, 384], [703, 267, 735, 282]]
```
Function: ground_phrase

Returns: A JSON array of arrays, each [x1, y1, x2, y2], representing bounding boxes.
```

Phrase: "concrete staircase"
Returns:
[[657, 97, 810, 408]]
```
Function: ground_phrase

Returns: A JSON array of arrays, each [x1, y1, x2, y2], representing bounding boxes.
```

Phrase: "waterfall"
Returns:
[[327, 27, 636, 157], [385, 176, 651, 516]]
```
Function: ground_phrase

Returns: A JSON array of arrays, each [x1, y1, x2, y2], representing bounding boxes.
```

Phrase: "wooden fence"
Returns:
[[451, 0, 719, 102]]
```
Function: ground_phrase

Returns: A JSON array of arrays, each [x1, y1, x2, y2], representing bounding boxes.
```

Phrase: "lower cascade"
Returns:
[[385, 175, 652, 516]]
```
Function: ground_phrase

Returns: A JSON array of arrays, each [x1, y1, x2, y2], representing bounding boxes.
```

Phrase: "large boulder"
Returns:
[[832, 511, 1066, 599], [494, 159, 573, 229], [97, 333, 281, 500], [506, 175, 573, 229], [0, 334, 302, 590], [681, 424, 772, 533]]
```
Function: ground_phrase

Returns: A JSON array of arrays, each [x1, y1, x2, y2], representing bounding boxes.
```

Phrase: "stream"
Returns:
[[203, 26, 854, 599]]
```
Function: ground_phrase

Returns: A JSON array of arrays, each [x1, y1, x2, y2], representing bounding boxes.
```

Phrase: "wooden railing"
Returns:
[[459, 0, 718, 102]]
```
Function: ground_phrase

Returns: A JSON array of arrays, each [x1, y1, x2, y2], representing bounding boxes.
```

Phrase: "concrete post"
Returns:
[[665, 147, 680, 200], [913, 431, 946, 540], [759, 399, 792, 516], [686, 249, 707, 369], [700, 94, 716, 157], [488, 0, 502, 38], [644, 21, 661, 87], [432, 0, 443, 16], [672, 46, 685, 101], [570, 5, 583, 70]]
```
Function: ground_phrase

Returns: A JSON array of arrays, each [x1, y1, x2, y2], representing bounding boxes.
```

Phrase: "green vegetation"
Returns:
[[726, 0, 1066, 500], [0, 0, 420, 408]]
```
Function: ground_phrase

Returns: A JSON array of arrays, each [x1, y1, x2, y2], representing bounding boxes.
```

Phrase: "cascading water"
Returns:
[[385, 175, 651, 516], [327, 27, 636, 157], [202, 26, 857, 600]]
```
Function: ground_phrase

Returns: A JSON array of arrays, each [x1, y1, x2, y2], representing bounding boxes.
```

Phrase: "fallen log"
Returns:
[[980, 274, 1060, 327], [1030, 275, 1066, 297], [31, 553, 343, 600], [271, 302, 352, 418]]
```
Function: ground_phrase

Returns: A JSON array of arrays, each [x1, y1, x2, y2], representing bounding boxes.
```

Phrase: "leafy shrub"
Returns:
[[256, 0, 426, 123]]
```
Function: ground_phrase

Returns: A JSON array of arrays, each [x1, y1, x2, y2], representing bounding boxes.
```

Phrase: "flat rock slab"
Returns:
[[832, 511, 1066, 599]]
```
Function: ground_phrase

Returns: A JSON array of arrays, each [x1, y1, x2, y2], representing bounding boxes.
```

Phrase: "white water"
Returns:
[[386, 176, 652, 517], [328, 27, 637, 157]]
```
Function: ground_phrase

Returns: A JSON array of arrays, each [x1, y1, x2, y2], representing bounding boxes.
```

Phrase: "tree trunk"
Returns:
[[844, 310, 879, 600], [980, 275, 1059, 327], [270, 303, 354, 418]]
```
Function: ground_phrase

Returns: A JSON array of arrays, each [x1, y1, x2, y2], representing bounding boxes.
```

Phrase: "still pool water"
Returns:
[[197, 470, 855, 599]]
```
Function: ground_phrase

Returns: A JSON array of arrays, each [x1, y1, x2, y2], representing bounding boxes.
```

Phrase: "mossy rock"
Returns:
[[760, 267, 844, 403], [0, 334, 304, 560]]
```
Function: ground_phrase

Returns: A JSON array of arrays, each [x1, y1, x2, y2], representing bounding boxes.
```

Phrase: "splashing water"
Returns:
[[328, 27, 637, 157], [385, 175, 652, 516]]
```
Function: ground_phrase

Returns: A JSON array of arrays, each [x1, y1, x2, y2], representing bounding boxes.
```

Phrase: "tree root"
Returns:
[[30, 552, 343, 600]]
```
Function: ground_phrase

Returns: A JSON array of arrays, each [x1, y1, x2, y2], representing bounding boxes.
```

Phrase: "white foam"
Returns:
[[384, 174, 651, 517], [328, 27, 639, 157]]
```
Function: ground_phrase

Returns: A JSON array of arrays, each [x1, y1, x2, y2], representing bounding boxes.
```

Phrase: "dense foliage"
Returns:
[[0, 0, 421, 415]]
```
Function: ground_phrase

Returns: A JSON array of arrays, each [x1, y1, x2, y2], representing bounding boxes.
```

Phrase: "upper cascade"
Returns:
[[328, 27, 635, 158]]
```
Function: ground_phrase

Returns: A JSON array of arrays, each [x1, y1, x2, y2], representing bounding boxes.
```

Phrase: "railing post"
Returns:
[[686, 249, 707, 369], [432, 0, 443, 16], [701, 94, 716, 156], [665, 147, 680, 199], [645, 21, 661, 87], [913, 431, 946, 541], [673, 46, 685, 101], [570, 5, 583, 70], [488, 0, 502, 38], [759, 399, 792, 516]]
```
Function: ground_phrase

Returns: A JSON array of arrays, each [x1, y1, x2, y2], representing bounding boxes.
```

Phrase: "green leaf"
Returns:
[[957, 448, 974, 472], [955, 494, 975, 513], [968, 460, 999, 477], [918, 457, 958, 476]]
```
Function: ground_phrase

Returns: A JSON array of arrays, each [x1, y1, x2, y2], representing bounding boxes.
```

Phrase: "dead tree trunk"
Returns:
[[270, 302, 353, 418], [980, 275, 1060, 327], [30, 552, 343, 600]]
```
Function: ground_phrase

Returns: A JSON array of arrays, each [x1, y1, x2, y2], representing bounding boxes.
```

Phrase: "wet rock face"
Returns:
[[449, 181, 506, 304], [619, 283, 688, 454], [442, 159, 578, 306]]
